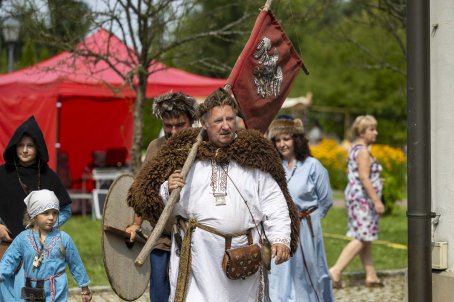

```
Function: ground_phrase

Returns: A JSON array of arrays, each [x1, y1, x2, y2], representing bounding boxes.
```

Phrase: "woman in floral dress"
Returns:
[[329, 115, 385, 288]]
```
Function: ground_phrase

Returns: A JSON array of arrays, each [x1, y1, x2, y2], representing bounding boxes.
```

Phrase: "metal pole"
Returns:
[[56, 98, 62, 175], [407, 0, 432, 301], [7, 43, 14, 73]]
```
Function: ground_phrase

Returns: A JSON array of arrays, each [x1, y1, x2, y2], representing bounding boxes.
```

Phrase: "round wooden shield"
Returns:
[[102, 174, 152, 301]]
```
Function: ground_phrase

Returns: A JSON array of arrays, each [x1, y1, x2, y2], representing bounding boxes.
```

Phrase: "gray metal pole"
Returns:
[[7, 43, 14, 73], [407, 0, 432, 301]]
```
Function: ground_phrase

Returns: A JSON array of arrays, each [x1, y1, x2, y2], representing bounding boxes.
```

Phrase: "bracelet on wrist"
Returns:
[[81, 290, 91, 295]]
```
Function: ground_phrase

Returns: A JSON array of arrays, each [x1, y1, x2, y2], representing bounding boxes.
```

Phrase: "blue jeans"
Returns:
[[149, 249, 170, 302]]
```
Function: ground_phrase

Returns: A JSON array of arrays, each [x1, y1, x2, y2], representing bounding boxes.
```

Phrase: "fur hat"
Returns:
[[24, 189, 59, 219], [152, 92, 198, 121], [268, 118, 305, 140], [198, 88, 243, 118]]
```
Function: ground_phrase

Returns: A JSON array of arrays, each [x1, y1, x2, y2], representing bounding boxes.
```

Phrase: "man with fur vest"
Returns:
[[128, 88, 299, 302], [125, 92, 198, 302]]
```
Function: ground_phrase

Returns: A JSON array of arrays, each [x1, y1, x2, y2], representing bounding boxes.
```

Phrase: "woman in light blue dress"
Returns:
[[268, 117, 334, 302], [0, 190, 91, 301]]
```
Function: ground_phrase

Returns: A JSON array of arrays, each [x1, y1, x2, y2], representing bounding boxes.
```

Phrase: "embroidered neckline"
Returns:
[[210, 159, 229, 196], [30, 230, 45, 271]]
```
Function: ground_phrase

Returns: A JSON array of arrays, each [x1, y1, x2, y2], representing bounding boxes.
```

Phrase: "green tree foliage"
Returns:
[[19, 38, 36, 68], [176, 0, 406, 145], [142, 99, 164, 149], [0, 48, 7, 73], [39, 46, 50, 61], [169, 0, 262, 78], [3, 0, 92, 65], [46, 0, 92, 47]]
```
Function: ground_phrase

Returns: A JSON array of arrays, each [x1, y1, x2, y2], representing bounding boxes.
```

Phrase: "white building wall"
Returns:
[[431, 0, 454, 272]]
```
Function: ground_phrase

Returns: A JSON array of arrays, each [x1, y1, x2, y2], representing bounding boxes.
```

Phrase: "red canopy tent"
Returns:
[[0, 29, 225, 187]]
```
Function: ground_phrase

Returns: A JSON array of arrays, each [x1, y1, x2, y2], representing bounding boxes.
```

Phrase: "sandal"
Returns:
[[332, 279, 344, 289], [329, 269, 344, 289], [365, 279, 384, 288]]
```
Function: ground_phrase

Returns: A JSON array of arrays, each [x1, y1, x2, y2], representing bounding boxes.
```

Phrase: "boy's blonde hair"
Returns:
[[23, 213, 35, 229]]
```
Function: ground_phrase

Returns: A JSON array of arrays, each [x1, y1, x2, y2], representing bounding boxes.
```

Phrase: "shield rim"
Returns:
[[101, 173, 150, 301]]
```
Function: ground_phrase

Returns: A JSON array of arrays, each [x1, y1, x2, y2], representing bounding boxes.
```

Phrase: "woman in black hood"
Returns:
[[0, 116, 73, 301], [0, 116, 72, 241]]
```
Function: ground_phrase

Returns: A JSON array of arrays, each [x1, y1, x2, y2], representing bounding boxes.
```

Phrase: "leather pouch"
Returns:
[[261, 237, 272, 271], [221, 231, 261, 280], [21, 278, 45, 301], [0, 241, 10, 260]]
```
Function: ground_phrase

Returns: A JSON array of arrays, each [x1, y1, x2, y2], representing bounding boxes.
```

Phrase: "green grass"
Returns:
[[60, 217, 107, 287], [61, 207, 408, 287], [322, 207, 408, 272], [332, 190, 345, 201]]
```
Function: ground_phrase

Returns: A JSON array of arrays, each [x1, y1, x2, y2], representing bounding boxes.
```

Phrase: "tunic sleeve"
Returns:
[[0, 234, 23, 281], [259, 171, 291, 248], [313, 160, 333, 218], [56, 204, 72, 226], [159, 180, 170, 203], [62, 232, 90, 287], [48, 168, 72, 210]]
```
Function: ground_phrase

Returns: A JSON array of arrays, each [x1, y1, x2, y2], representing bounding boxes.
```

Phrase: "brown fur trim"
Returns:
[[268, 118, 304, 140], [127, 128, 300, 253]]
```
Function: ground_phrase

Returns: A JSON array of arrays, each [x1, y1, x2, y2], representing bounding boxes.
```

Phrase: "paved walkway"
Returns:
[[69, 269, 406, 302]]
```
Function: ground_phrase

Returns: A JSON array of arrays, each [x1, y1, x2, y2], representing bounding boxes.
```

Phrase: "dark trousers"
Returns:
[[150, 249, 170, 302]]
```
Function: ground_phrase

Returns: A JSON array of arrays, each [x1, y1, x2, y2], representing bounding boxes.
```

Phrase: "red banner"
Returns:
[[226, 10, 308, 133]]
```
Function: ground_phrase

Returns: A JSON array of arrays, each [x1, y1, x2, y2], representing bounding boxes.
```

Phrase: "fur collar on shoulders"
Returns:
[[127, 128, 300, 253]]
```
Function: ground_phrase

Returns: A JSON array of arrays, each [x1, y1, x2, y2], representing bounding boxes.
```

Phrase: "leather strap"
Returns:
[[298, 207, 318, 238], [224, 230, 253, 250]]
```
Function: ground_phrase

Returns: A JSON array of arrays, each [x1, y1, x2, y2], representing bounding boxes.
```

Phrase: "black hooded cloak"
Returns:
[[0, 116, 71, 238]]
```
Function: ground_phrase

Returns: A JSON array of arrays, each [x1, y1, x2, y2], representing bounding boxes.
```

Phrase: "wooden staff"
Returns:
[[135, 130, 204, 265], [264, 0, 273, 11], [135, 0, 274, 266]]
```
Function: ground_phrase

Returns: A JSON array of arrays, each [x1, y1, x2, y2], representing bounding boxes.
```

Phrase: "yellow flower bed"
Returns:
[[310, 139, 406, 171], [310, 139, 347, 171], [371, 144, 406, 171], [310, 139, 348, 189]]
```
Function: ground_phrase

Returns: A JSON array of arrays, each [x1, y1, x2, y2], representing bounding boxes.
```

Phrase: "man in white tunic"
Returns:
[[128, 88, 300, 302]]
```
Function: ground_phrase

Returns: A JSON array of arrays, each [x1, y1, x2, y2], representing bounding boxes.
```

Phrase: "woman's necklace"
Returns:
[[31, 230, 45, 271], [286, 160, 297, 183], [14, 159, 41, 194]]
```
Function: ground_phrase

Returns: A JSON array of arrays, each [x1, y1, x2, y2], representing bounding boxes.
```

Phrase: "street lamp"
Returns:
[[2, 17, 20, 73]]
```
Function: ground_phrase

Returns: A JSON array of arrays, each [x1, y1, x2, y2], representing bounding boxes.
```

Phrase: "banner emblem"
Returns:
[[253, 36, 283, 98]]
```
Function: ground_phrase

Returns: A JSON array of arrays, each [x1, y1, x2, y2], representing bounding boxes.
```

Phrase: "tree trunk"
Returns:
[[131, 69, 147, 174]]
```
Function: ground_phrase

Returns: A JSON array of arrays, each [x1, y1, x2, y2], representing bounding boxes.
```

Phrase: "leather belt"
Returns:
[[298, 206, 318, 238]]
